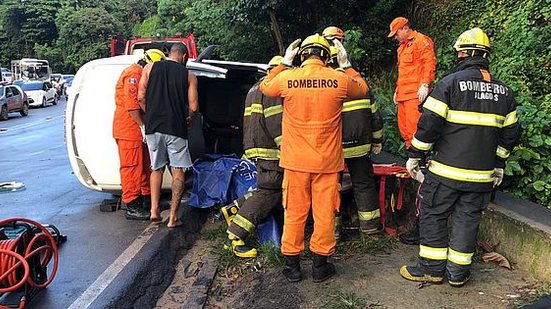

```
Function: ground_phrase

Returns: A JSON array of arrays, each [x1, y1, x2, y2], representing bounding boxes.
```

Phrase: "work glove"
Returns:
[[493, 168, 504, 188], [139, 124, 146, 143], [393, 90, 398, 105], [281, 39, 301, 67], [333, 39, 352, 69], [406, 158, 421, 179], [371, 143, 382, 155], [417, 83, 429, 103]]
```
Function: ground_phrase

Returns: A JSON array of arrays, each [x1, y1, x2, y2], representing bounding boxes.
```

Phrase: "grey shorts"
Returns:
[[145, 132, 192, 170]]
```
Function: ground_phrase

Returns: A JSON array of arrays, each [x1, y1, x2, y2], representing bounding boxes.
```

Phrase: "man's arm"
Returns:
[[495, 93, 521, 168], [260, 65, 287, 97], [123, 69, 145, 126], [138, 63, 153, 111], [344, 67, 368, 100], [187, 71, 199, 117], [419, 36, 436, 85]]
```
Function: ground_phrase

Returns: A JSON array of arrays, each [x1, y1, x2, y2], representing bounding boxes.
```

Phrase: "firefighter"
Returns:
[[327, 47, 384, 235], [322, 26, 360, 71], [261, 34, 368, 283], [400, 28, 521, 287], [220, 55, 284, 258], [113, 49, 165, 220], [387, 17, 436, 148]]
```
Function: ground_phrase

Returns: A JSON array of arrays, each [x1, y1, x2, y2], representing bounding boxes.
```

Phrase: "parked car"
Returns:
[[0, 84, 29, 120], [19, 81, 57, 107], [62, 74, 74, 98], [51, 73, 65, 97], [1, 68, 13, 83]]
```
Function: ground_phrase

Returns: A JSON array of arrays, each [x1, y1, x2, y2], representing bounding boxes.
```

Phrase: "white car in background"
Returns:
[[18, 81, 57, 107]]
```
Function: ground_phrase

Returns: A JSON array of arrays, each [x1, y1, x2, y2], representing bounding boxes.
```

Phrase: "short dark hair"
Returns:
[[170, 43, 188, 56]]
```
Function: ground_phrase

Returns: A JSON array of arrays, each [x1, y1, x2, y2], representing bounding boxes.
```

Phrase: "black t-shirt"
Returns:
[[145, 60, 189, 139]]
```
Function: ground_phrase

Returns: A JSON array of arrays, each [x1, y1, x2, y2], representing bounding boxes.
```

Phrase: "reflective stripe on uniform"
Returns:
[[343, 99, 370, 112], [233, 214, 255, 233], [244, 103, 263, 116], [429, 160, 494, 183], [274, 135, 282, 146], [503, 110, 518, 127], [343, 144, 371, 158], [358, 209, 380, 221], [371, 101, 379, 113], [446, 110, 504, 127], [244, 148, 280, 159], [447, 248, 473, 265], [419, 245, 448, 260], [411, 136, 433, 151], [496, 146, 510, 159], [243, 192, 253, 200], [372, 129, 383, 139], [423, 97, 448, 118], [264, 105, 283, 118]]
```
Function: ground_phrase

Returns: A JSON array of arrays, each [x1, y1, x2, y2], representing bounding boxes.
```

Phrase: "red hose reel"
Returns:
[[0, 218, 60, 309]]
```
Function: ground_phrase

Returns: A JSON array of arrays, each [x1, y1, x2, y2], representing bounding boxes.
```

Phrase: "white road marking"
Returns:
[[0, 114, 64, 133]]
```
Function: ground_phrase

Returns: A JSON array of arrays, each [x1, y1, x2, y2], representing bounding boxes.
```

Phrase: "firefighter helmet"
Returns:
[[322, 26, 345, 41], [268, 55, 283, 67], [298, 34, 331, 60], [453, 28, 490, 54], [142, 49, 166, 64]]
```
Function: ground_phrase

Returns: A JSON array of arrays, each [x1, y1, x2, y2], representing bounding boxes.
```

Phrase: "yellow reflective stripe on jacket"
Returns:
[[243, 192, 253, 200], [233, 214, 255, 233], [446, 110, 504, 127], [274, 135, 282, 147], [343, 99, 371, 112], [419, 245, 447, 261], [447, 248, 473, 265], [424, 97, 448, 118], [411, 136, 433, 151], [429, 160, 494, 183], [503, 110, 518, 127], [244, 148, 280, 159], [371, 101, 379, 113], [358, 209, 380, 222], [372, 129, 383, 139], [264, 105, 283, 118], [343, 144, 371, 158], [244, 103, 263, 116], [496, 146, 510, 159]]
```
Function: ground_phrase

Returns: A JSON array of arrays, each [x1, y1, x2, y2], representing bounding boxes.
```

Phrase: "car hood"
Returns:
[[25, 90, 45, 97]]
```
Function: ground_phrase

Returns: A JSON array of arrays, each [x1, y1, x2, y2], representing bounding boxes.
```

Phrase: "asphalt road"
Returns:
[[0, 98, 150, 308]]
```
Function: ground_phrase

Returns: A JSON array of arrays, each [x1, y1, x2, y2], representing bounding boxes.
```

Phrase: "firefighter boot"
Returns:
[[282, 255, 301, 282], [399, 218, 420, 245], [399, 265, 443, 284], [141, 194, 151, 212], [125, 198, 150, 221], [220, 201, 240, 227], [312, 254, 335, 283], [447, 270, 471, 288], [224, 235, 257, 258]]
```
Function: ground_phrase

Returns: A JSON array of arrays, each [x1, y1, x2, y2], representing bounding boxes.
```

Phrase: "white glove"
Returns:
[[281, 39, 301, 67], [333, 39, 351, 69], [371, 143, 382, 155], [493, 168, 504, 187], [393, 90, 398, 105], [417, 83, 429, 103], [406, 158, 421, 178], [139, 124, 146, 143]]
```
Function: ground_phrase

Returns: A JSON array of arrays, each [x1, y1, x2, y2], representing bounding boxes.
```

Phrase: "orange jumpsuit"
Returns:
[[113, 64, 151, 204], [260, 59, 368, 256], [395, 31, 436, 147]]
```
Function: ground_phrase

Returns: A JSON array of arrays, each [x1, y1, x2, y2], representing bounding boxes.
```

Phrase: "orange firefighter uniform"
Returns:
[[260, 59, 368, 256], [113, 63, 151, 204], [395, 31, 436, 147]]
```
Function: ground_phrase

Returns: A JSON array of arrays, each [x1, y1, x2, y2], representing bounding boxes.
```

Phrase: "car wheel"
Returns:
[[20, 102, 29, 117], [42, 97, 47, 108], [0, 105, 8, 121]]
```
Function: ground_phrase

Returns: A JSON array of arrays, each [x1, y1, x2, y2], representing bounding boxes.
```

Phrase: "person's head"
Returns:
[[322, 26, 345, 43], [267, 55, 283, 72], [453, 27, 491, 59], [298, 34, 331, 64], [169, 43, 189, 64], [138, 48, 166, 67], [328, 46, 339, 69], [388, 17, 411, 43]]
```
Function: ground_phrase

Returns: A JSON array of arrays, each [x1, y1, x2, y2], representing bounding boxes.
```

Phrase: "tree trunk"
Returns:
[[269, 9, 285, 55]]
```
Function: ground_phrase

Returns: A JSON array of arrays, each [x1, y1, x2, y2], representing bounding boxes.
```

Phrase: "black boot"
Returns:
[[282, 255, 301, 282], [312, 254, 335, 283], [126, 198, 150, 221], [141, 194, 151, 212], [446, 270, 471, 287], [399, 219, 419, 245]]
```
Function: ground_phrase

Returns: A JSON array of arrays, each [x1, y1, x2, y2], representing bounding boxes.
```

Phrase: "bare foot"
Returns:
[[167, 219, 183, 229], [150, 216, 162, 223]]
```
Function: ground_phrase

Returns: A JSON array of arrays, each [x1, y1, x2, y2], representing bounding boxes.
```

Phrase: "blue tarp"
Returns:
[[188, 154, 257, 209]]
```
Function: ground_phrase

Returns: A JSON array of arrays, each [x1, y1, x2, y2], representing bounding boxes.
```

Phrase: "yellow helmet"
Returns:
[[268, 55, 283, 67], [322, 26, 345, 41], [142, 49, 166, 64], [453, 27, 490, 54], [298, 34, 331, 60]]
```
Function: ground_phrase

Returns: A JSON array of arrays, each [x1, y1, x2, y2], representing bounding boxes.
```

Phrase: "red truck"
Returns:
[[110, 33, 198, 58]]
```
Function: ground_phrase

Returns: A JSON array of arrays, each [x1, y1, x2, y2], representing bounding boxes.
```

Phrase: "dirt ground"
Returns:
[[157, 220, 548, 309]]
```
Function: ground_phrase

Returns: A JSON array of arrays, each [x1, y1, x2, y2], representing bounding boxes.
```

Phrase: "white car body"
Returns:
[[24, 83, 57, 107], [65, 54, 267, 193]]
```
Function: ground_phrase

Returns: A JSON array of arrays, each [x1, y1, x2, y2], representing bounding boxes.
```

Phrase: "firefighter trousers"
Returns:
[[418, 174, 491, 278], [397, 98, 421, 148], [228, 160, 283, 240], [281, 170, 339, 256], [345, 155, 380, 231], [116, 139, 151, 204]]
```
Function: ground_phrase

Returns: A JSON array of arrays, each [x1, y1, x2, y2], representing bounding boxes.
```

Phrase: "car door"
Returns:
[[43, 82, 54, 102], [10, 86, 23, 109], [5, 87, 14, 111]]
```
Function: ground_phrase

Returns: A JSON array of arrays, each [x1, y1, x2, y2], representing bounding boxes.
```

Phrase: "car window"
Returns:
[[5, 87, 13, 97], [20, 83, 43, 91], [11, 87, 20, 96], [0, 86, 4, 96]]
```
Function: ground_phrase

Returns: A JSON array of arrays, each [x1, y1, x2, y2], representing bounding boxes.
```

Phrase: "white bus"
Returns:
[[11, 58, 52, 82]]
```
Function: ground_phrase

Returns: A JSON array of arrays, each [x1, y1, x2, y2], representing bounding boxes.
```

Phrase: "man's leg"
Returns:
[[346, 156, 380, 233], [117, 139, 149, 220], [168, 167, 185, 227], [403, 98, 422, 148], [165, 135, 193, 227], [145, 133, 169, 222], [140, 142, 152, 210], [150, 169, 164, 221]]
